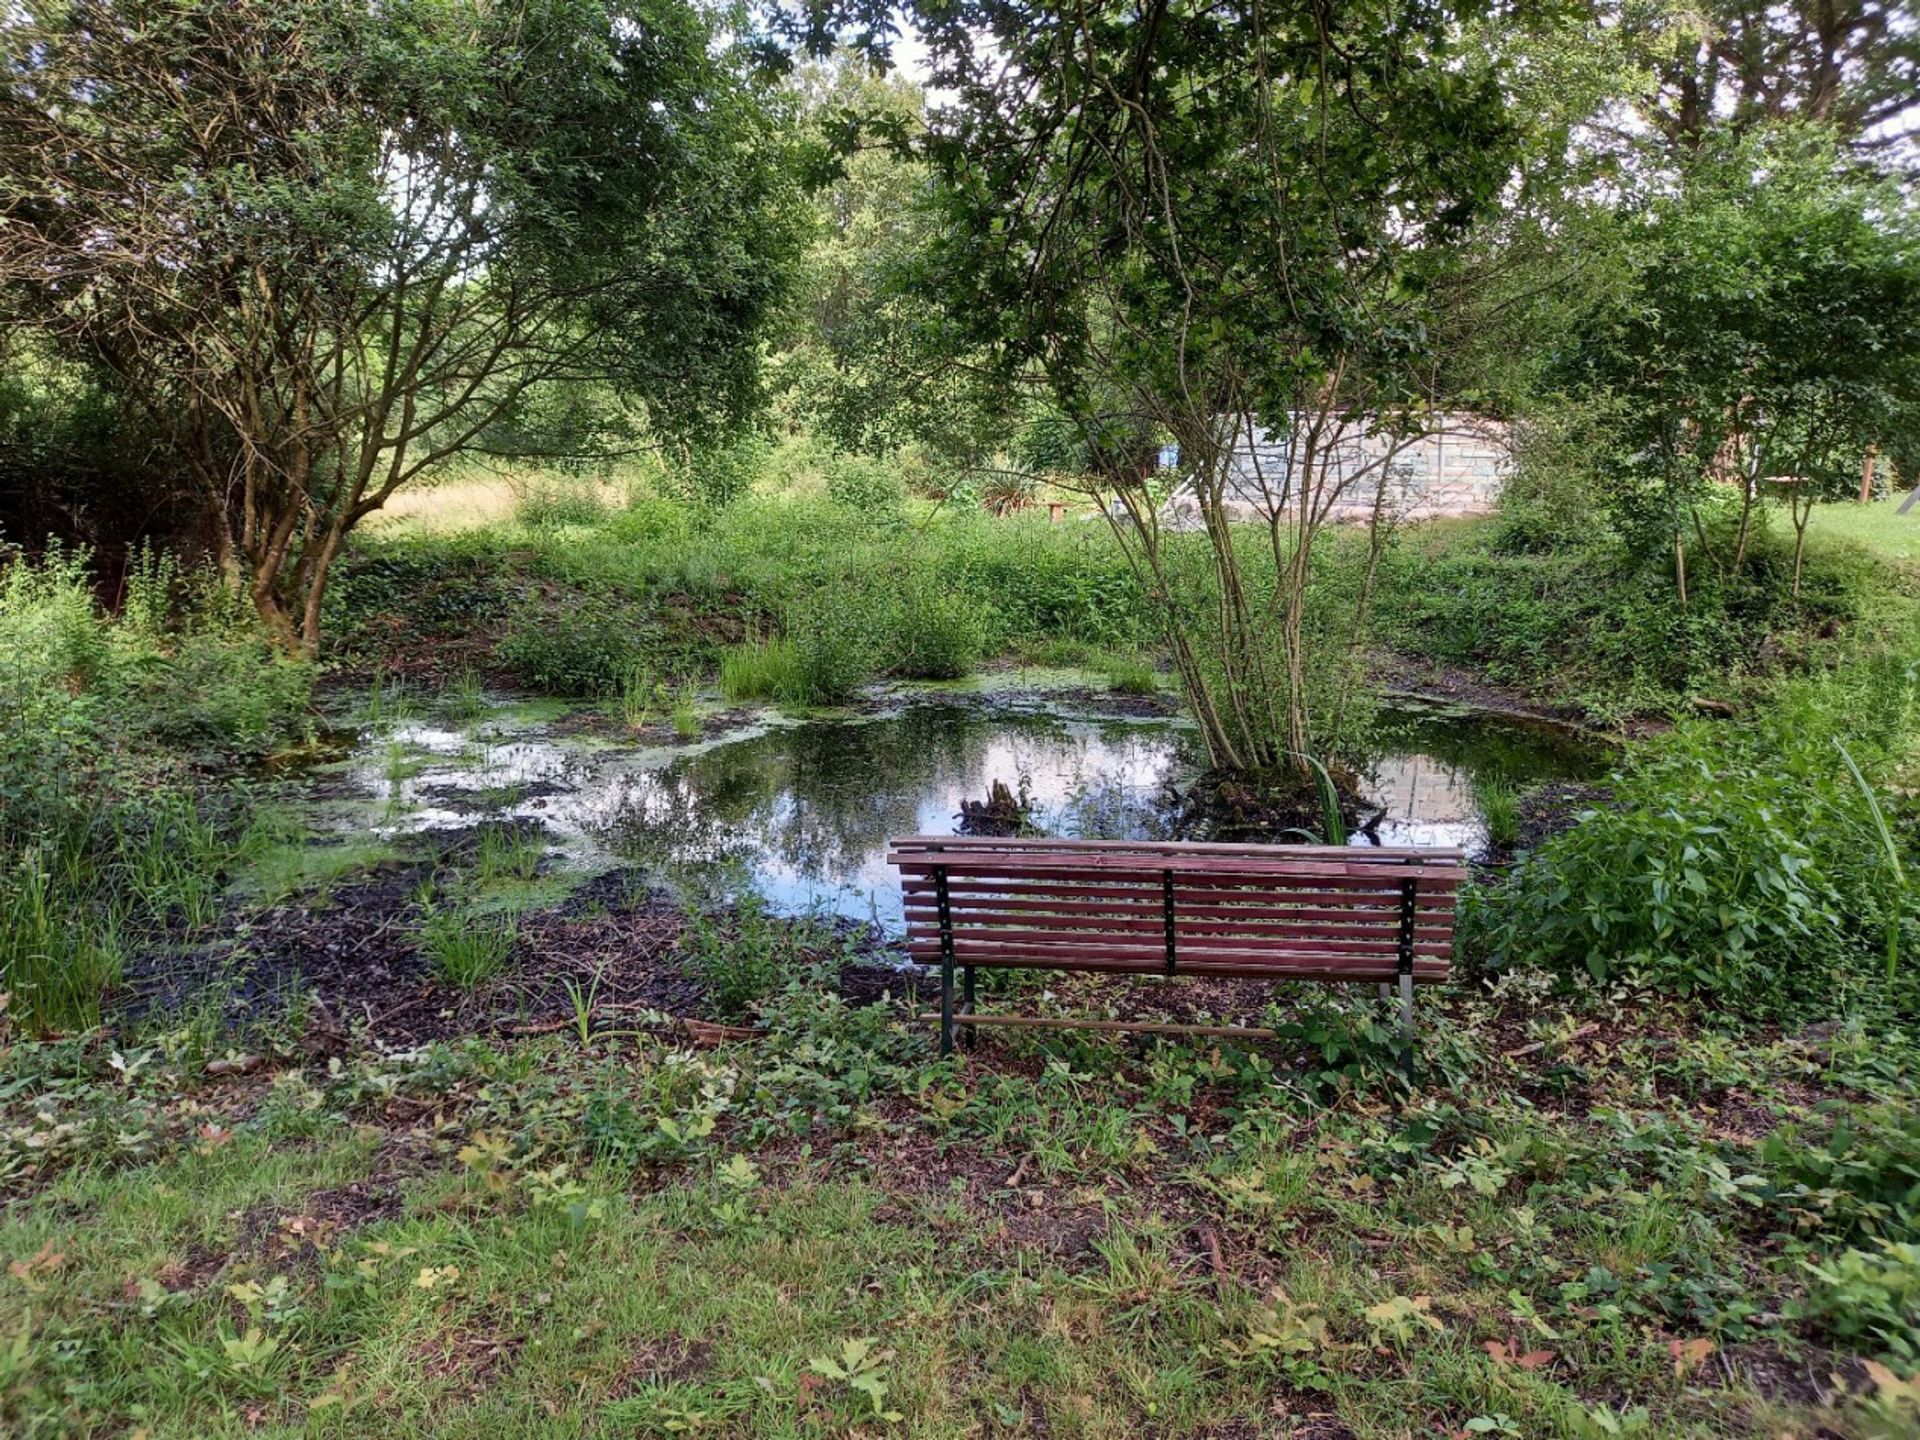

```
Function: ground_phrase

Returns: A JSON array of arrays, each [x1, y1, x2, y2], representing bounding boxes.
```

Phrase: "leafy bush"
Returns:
[[1802, 1242, 1920, 1363], [786, 598, 879, 704], [1475, 661, 1919, 1018], [1372, 515, 1902, 719], [677, 903, 790, 1019], [1762, 1102, 1920, 1246], [604, 494, 696, 548], [495, 598, 645, 696], [884, 570, 984, 680], [0, 549, 302, 1030]]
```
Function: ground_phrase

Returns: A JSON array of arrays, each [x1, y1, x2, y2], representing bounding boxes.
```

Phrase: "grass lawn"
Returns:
[[5, 980, 1918, 1439], [1806, 496, 1920, 565]]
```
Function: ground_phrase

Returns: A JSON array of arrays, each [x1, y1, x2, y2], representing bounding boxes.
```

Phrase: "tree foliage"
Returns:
[[905, 0, 1526, 775], [1565, 126, 1920, 598], [0, 0, 803, 651]]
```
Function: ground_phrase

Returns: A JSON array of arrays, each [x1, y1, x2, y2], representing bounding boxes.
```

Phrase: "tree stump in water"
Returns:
[[956, 778, 1034, 836]]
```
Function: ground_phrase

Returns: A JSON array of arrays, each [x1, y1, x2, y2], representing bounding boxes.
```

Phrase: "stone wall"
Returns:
[[1163, 414, 1512, 525]]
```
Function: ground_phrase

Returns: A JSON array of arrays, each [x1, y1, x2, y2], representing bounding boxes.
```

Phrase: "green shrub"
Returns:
[[677, 902, 791, 1019], [1474, 661, 1919, 1018], [0, 550, 299, 1032], [114, 628, 311, 752], [604, 494, 697, 547], [1370, 514, 1902, 719], [787, 599, 879, 704], [1761, 1102, 1920, 1246], [885, 571, 985, 680], [495, 599, 644, 696], [515, 482, 609, 530], [1802, 1242, 1920, 1363]]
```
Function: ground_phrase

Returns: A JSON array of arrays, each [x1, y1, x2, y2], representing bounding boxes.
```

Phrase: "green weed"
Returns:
[[420, 906, 518, 989], [719, 634, 802, 703], [1096, 649, 1160, 695], [1473, 773, 1523, 849], [441, 668, 488, 724]]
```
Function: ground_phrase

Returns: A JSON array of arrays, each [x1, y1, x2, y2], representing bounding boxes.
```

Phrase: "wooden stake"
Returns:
[[1861, 445, 1879, 504]]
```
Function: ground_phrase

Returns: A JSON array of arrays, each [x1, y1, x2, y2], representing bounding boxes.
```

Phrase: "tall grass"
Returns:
[[420, 906, 518, 989], [0, 549, 307, 1032], [720, 635, 804, 703], [1472, 774, 1523, 849], [1837, 739, 1909, 982]]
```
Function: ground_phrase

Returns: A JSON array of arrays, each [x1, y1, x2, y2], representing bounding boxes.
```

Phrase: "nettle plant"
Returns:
[[1478, 665, 1919, 1018]]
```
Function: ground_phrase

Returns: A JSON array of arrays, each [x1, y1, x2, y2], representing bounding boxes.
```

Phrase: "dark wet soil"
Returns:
[[117, 833, 919, 1049], [1475, 780, 1614, 877]]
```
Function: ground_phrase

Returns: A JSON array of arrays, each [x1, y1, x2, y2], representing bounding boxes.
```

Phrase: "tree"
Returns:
[[768, 57, 1021, 472], [0, 0, 803, 653], [905, 0, 1523, 778], [1566, 126, 1920, 600], [1608, 0, 1920, 163]]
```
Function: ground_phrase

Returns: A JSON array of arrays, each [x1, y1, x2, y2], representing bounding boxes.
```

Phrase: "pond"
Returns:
[[304, 677, 1608, 930]]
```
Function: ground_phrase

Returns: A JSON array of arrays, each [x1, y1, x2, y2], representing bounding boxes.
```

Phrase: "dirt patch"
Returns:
[[418, 1324, 525, 1399], [119, 854, 436, 1034], [119, 844, 916, 1049], [241, 1175, 409, 1269], [1722, 1340, 1872, 1409], [616, 1335, 714, 1393], [547, 705, 762, 744]]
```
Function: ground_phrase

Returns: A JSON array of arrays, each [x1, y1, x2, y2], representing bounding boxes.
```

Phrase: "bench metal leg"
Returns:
[[961, 965, 977, 1050], [936, 865, 956, 1059], [1398, 975, 1417, 1083], [1397, 878, 1418, 1080], [939, 957, 954, 1057]]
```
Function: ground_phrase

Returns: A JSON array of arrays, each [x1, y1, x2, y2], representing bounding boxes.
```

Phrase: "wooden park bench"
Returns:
[[887, 836, 1465, 1056]]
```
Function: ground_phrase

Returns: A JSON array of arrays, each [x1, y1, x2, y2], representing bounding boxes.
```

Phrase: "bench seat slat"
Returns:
[[906, 925, 1454, 957], [898, 875, 1451, 906], [903, 944, 1451, 981], [892, 856, 1465, 886], [902, 877, 1462, 905], [904, 910, 1455, 944], [890, 836, 1454, 862], [905, 909, 1454, 940]]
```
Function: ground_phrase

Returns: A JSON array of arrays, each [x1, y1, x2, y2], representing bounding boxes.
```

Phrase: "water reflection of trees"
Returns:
[[1362, 709, 1608, 789], [597, 708, 1101, 887], [593, 704, 1605, 906]]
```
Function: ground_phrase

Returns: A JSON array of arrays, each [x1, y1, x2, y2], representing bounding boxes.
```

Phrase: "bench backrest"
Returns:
[[887, 836, 1465, 984]]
